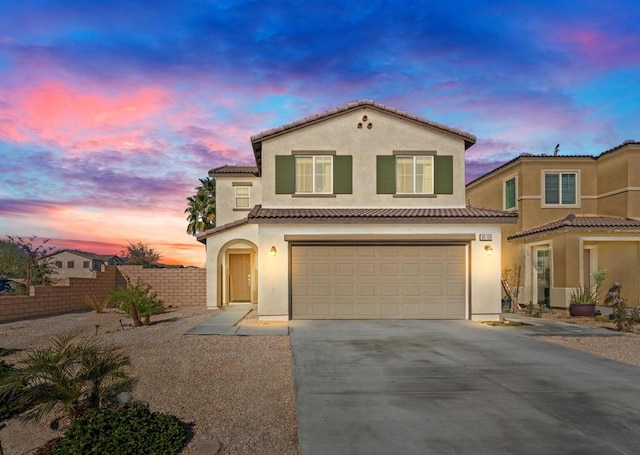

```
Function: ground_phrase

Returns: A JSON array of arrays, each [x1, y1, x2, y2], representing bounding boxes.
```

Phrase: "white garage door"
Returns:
[[291, 244, 466, 319]]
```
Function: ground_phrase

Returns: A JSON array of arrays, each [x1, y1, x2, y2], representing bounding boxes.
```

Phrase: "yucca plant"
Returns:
[[84, 294, 110, 313], [0, 333, 135, 424]]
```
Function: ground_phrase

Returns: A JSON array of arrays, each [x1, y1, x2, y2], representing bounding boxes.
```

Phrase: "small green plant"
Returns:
[[109, 277, 164, 326], [604, 282, 639, 332], [591, 269, 608, 305], [46, 402, 187, 454], [526, 302, 542, 318], [569, 287, 598, 305], [0, 333, 135, 423], [84, 294, 110, 313], [0, 359, 27, 421]]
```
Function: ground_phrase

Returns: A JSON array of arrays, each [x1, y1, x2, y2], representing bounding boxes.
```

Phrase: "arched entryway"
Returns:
[[217, 239, 258, 306]]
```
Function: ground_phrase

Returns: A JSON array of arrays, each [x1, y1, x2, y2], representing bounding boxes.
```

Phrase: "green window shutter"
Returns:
[[275, 155, 295, 194], [333, 155, 352, 194], [504, 178, 516, 209], [434, 155, 453, 194], [376, 155, 396, 194]]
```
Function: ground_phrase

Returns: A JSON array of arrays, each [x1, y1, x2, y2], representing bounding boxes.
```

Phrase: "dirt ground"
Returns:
[[0, 307, 299, 455]]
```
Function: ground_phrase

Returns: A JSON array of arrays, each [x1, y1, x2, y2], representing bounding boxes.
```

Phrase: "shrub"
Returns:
[[0, 359, 27, 421], [0, 333, 134, 422], [47, 402, 187, 454], [605, 282, 640, 332], [109, 278, 164, 326], [84, 294, 110, 313]]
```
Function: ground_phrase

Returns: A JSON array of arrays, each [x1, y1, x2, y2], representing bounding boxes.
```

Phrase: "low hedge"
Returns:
[[47, 402, 187, 454]]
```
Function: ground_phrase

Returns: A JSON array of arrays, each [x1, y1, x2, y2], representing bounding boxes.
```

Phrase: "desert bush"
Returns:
[[109, 278, 164, 326], [0, 333, 134, 423], [605, 282, 640, 332], [84, 294, 110, 313], [46, 402, 187, 454]]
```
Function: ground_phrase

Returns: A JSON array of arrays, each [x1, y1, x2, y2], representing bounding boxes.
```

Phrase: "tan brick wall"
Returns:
[[0, 266, 206, 323], [0, 266, 118, 323], [116, 266, 206, 307]]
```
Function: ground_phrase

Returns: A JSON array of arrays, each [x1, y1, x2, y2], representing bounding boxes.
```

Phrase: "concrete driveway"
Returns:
[[290, 320, 640, 455]]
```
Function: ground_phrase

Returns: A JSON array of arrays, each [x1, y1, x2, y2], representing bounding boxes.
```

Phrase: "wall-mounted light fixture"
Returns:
[[270, 246, 277, 257], [484, 245, 493, 256]]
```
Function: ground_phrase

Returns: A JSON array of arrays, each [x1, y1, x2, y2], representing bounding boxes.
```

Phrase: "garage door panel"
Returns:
[[291, 244, 466, 320], [357, 263, 375, 276], [335, 283, 353, 296], [357, 283, 376, 296]]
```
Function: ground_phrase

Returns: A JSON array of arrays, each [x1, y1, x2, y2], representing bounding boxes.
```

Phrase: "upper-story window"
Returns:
[[504, 176, 516, 210], [295, 156, 333, 194], [235, 186, 250, 208], [67, 261, 75, 268], [376, 153, 452, 196], [275, 153, 351, 195], [83, 261, 90, 269], [396, 156, 434, 194], [55, 261, 62, 268], [544, 171, 577, 206]]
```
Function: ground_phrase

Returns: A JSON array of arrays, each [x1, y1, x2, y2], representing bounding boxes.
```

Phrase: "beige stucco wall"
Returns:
[[257, 223, 503, 321], [596, 146, 640, 218], [215, 176, 262, 226], [203, 223, 259, 309], [49, 251, 98, 280], [259, 107, 467, 208]]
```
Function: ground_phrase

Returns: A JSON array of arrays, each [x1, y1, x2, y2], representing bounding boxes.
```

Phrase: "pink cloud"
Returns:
[[0, 81, 170, 151]]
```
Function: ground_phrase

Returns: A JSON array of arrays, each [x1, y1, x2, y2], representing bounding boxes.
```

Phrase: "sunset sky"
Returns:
[[1, 1, 638, 266]]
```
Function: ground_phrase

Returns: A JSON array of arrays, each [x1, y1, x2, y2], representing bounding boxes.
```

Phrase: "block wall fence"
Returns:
[[0, 265, 206, 323]]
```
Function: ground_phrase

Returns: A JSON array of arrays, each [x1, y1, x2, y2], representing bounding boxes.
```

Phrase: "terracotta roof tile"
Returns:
[[467, 141, 640, 187], [250, 100, 477, 172], [209, 165, 259, 176], [250, 100, 476, 144], [247, 205, 517, 224], [509, 214, 640, 241], [196, 217, 250, 243]]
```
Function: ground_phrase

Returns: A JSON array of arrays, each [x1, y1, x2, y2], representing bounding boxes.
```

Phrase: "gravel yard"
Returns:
[[2, 306, 640, 454], [0, 307, 299, 455], [537, 309, 640, 368]]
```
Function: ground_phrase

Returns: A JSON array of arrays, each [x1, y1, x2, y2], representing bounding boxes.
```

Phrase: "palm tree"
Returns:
[[185, 177, 216, 236], [0, 333, 134, 423]]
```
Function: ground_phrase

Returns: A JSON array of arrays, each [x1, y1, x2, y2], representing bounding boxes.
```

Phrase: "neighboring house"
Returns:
[[198, 100, 517, 321], [466, 141, 640, 309], [44, 249, 124, 280]]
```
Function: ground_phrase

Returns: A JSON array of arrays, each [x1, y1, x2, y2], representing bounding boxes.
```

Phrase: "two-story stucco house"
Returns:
[[44, 249, 124, 280], [198, 100, 517, 321], [466, 141, 640, 309]]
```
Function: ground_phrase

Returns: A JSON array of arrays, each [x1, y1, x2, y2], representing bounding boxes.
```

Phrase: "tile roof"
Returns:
[[466, 153, 596, 187], [509, 214, 640, 241], [44, 249, 121, 261], [209, 165, 259, 177], [247, 205, 517, 224], [250, 100, 477, 172], [196, 217, 249, 243], [467, 140, 640, 187]]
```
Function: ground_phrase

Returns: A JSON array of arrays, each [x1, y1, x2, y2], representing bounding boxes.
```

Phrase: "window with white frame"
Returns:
[[396, 155, 434, 194], [235, 186, 250, 208], [295, 155, 333, 194], [504, 176, 516, 210], [544, 172, 577, 205]]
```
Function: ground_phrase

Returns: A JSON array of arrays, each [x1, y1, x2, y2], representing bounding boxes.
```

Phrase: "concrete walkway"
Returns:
[[290, 319, 640, 455], [185, 304, 289, 336]]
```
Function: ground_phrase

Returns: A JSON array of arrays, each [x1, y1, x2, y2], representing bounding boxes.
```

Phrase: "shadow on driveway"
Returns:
[[290, 320, 640, 455]]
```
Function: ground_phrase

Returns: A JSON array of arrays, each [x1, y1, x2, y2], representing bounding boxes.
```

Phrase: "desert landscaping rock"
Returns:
[[0, 307, 299, 455]]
